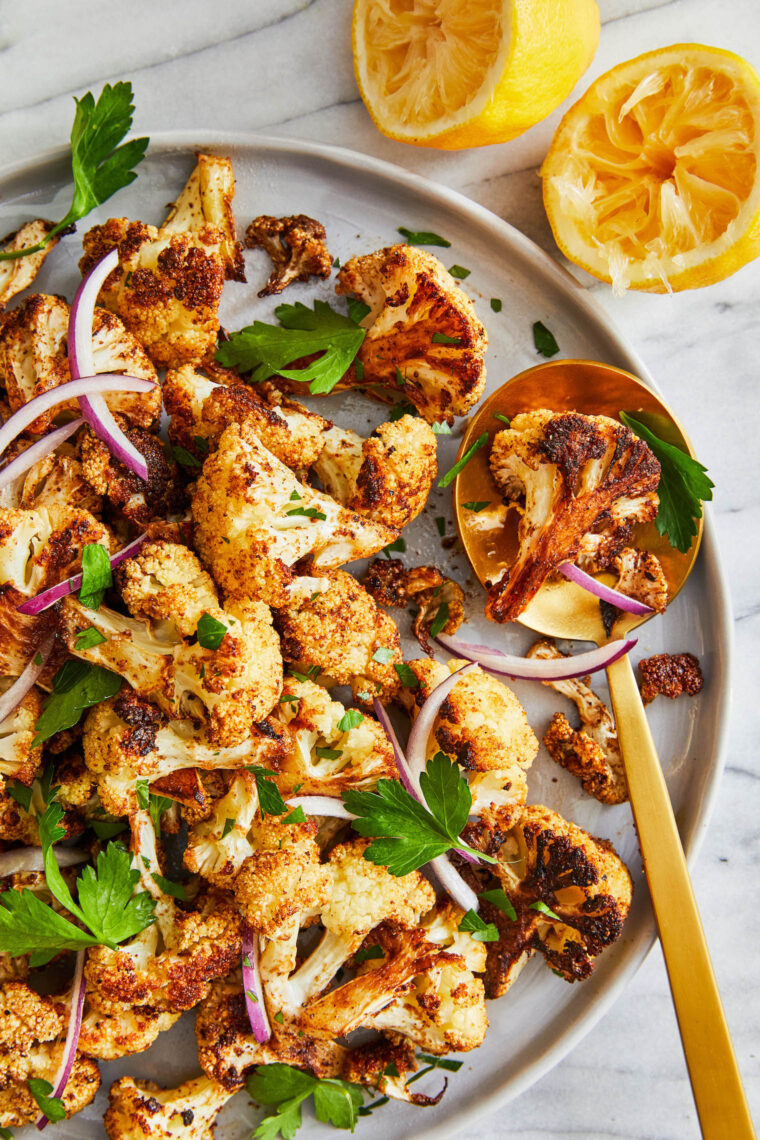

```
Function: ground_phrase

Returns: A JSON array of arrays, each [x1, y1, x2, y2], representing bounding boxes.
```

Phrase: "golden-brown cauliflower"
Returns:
[[79, 422, 185, 526], [246, 213, 332, 296], [104, 1074, 232, 1140], [402, 658, 538, 828], [0, 220, 60, 307], [610, 546, 669, 614], [78, 995, 180, 1061], [10, 440, 103, 516], [161, 152, 245, 281], [335, 244, 487, 424], [191, 421, 397, 607], [313, 414, 437, 529], [0, 294, 160, 433], [363, 558, 465, 654], [487, 410, 661, 623], [0, 682, 43, 786], [274, 569, 402, 704]]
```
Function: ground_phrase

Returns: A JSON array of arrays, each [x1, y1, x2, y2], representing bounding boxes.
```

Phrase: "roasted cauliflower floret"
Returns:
[[0, 682, 43, 785], [528, 638, 627, 804], [79, 996, 180, 1061], [10, 440, 103, 516], [163, 364, 329, 472], [0, 220, 59, 307], [104, 1074, 233, 1140], [246, 213, 332, 296], [335, 244, 487, 424], [402, 658, 538, 828], [161, 152, 245, 281], [487, 410, 661, 622], [313, 414, 436, 530], [79, 423, 185, 526], [184, 771, 263, 886], [274, 569, 402, 704], [610, 546, 669, 615], [191, 421, 397, 606], [0, 503, 110, 599], [0, 294, 160, 433], [114, 539, 219, 637], [274, 676, 397, 795], [638, 651, 704, 705], [363, 558, 465, 654]]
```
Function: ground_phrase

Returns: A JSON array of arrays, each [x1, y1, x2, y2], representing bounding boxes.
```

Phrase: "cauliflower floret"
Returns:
[[80, 423, 185, 526], [610, 546, 669, 615], [191, 421, 397, 606], [0, 681, 43, 785], [9, 441, 103, 516], [487, 410, 661, 623], [0, 219, 59, 307], [0, 294, 160, 433], [402, 658, 538, 828], [161, 152, 245, 281], [114, 539, 220, 637], [274, 569, 402, 704], [184, 771, 262, 886], [313, 414, 436, 530], [335, 245, 487, 424], [363, 558, 465, 654], [163, 364, 329, 472], [79, 996, 180, 1061], [104, 1074, 233, 1140], [528, 638, 627, 804], [274, 676, 397, 795], [246, 213, 332, 296], [638, 651, 704, 705]]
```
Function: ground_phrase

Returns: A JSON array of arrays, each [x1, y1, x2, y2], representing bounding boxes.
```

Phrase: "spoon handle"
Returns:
[[606, 652, 755, 1140]]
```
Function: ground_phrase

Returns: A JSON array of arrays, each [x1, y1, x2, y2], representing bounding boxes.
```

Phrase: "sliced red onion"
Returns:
[[0, 375, 156, 461], [69, 249, 150, 481], [285, 796, 355, 820], [430, 854, 480, 914], [17, 532, 148, 616], [0, 419, 84, 493], [558, 562, 653, 615], [372, 698, 414, 796], [0, 636, 55, 724], [405, 663, 477, 798], [435, 633, 637, 681], [242, 926, 271, 1044], [36, 949, 86, 1130], [0, 846, 88, 878]]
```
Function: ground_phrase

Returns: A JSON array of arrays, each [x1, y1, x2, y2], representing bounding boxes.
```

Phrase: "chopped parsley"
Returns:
[[431, 421, 452, 434], [354, 943, 384, 964], [493, 413, 511, 426], [435, 516, 446, 536], [448, 265, 470, 279], [74, 626, 107, 651], [382, 537, 406, 559], [462, 500, 490, 512], [394, 663, 419, 688], [437, 431, 488, 489], [337, 709, 364, 733], [78, 543, 112, 610], [346, 296, 371, 324], [533, 320, 560, 357], [429, 602, 449, 638], [372, 647, 395, 664], [479, 887, 517, 922], [315, 746, 343, 760], [458, 909, 499, 942], [28, 1078, 66, 1124], [248, 1063, 366, 1138], [172, 444, 202, 468], [490, 298, 502, 312], [222, 817, 236, 839], [431, 332, 462, 345], [397, 227, 450, 247], [286, 507, 327, 521], [530, 900, 561, 920], [196, 612, 228, 650], [32, 660, 122, 747]]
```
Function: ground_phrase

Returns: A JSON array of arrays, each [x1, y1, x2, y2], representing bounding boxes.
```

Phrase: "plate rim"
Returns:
[[0, 130, 734, 1136]]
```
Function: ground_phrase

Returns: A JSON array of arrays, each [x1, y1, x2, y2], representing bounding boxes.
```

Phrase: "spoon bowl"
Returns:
[[453, 358, 702, 642]]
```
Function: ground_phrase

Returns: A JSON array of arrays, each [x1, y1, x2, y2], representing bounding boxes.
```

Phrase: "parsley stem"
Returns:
[[455, 843, 497, 865]]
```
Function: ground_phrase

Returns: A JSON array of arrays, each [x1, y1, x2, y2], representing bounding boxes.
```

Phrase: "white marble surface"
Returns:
[[1, 1, 759, 1137]]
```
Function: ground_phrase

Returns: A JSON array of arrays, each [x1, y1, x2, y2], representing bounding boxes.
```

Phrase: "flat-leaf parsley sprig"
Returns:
[[343, 752, 495, 877], [0, 82, 148, 262], [248, 1063, 366, 1138]]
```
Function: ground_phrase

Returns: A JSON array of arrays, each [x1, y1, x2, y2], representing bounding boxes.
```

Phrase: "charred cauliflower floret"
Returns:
[[638, 651, 704, 705], [274, 569, 402, 704], [6, 440, 103, 516], [191, 421, 397, 607], [79, 423, 185, 526], [163, 363, 329, 472], [274, 676, 397, 795], [0, 504, 110, 600], [335, 245, 487, 424], [402, 658, 538, 828], [363, 558, 465, 654], [0, 294, 160, 433], [0, 681, 43, 785], [79, 996, 180, 1061], [246, 213, 332, 296], [0, 220, 59, 307], [313, 414, 437, 529], [161, 152, 245, 281], [104, 1074, 233, 1140], [610, 546, 669, 615], [487, 410, 661, 622], [528, 639, 627, 805]]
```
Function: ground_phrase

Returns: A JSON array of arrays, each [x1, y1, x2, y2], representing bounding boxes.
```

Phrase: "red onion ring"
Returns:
[[0, 375, 156, 460], [0, 635, 55, 724], [0, 419, 84, 494], [242, 926, 271, 1044], [435, 633, 637, 681], [430, 854, 480, 914], [0, 847, 88, 878], [405, 663, 477, 798], [35, 949, 86, 1130], [69, 249, 150, 481], [558, 562, 653, 615], [17, 531, 148, 616], [285, 796, 355, 820]]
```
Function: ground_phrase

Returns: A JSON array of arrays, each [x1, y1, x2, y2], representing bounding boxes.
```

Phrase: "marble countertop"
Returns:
[[1, 1, 758, 1137]]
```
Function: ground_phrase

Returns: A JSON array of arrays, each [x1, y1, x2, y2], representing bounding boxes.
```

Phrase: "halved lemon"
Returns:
[[541, 44, 760, 292], [352, 0, 600, 150]]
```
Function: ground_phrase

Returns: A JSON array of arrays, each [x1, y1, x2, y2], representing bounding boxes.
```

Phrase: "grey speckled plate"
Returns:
[[0, 134, 732, 1140]]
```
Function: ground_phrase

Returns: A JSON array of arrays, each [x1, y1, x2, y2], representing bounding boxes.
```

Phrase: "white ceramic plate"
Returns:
[[0, 135, 732, 1140]]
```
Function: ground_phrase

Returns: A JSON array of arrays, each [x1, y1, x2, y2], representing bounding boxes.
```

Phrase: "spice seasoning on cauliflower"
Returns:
[[245, 213, 332, 296]]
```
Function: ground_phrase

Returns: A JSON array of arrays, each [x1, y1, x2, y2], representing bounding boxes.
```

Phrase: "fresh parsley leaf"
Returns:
[[313, 1080, 364, 1130], [0, 889, 96, 962], [354, 943, 384, 964], [286, 507, 327, 521], [533, 320, 560, 357], [248, 1065, 364, 1138], [222, 817, 236, 839], [490, 298, 502, 312], [33, 651, 43, 666], [432, 332, 462, 345], [458, 908, 498, 941], [417, 1053, 463, 1071], [149, 794, 173, 836], [172, 444, 202, 468], [6, 780, 33, 813], [28, 1078, 66, 1124], [32, 661, 121, 746], [355, 359, 364, 381], [448, 265, 470, 279], [248, 767, 288, 815], [479, 887, 517, 921], [435, 516, 446, 537], [78, 542, 112, 609], [620, 411, 714, 553], [152, 873, 187, 900], [216, 300, 365, 396], [253, 1097, 304, 1140], [135, 779, 150, 810], [397, 227, 451, 247], [273, 1010, 285, 1025], [91, 817, 127, 840], [421, 752, 469, 836], [346, 296, 371, 324], [74, 626, 107, 651], [429, 602, 449, 638], [315, 746, 343, 760], [289, 665, 320, 683], [0, 1125, 13, 1138], [394, 366, 406, 388], [437, 431, 488, 488], [337, 709, 364, 733], [196, 612, 228, 650], [388, 401, 418, 421], [530, 900, 561, 920], [333, 256, 341, 268], [462, 500, 490, 512], [283, 807, 306, 824], [279, 693, 300, 705], [0, 82, 148, 263], [289, 489, 302, 501], [493, 413, 511, 426], [372, 647, 395, 664], [431, 421, 452, 434], [193, 435, 210, 454], [382, 537, 406, 559], [394, 663, 419, 688], [75, 841, 157, 945]]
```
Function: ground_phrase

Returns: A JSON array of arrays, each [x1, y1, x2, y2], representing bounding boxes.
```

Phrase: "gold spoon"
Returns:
[[453, 359, 754, 1140]]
